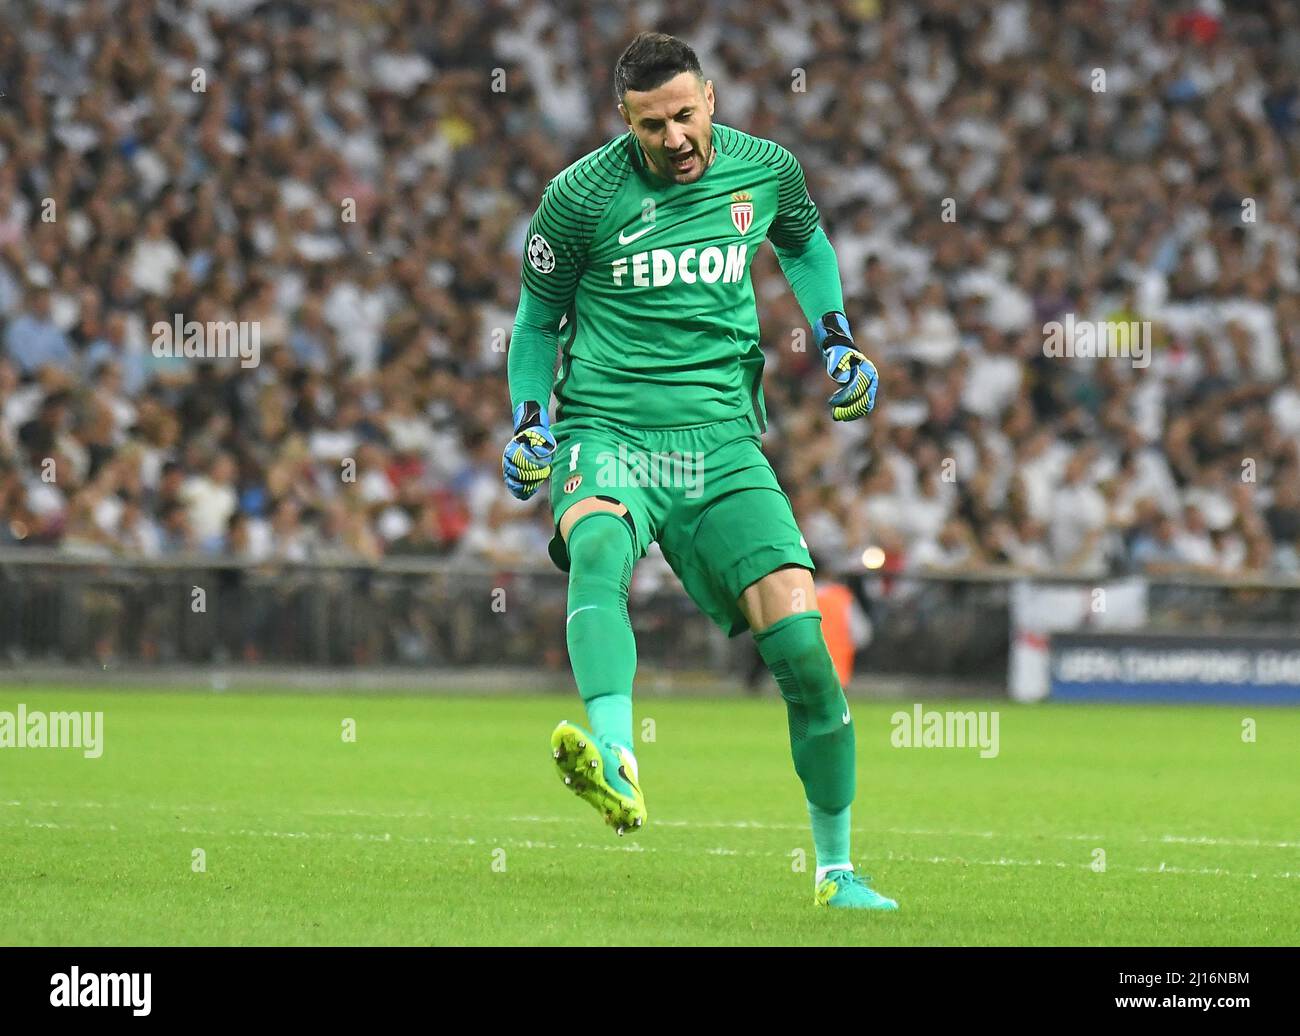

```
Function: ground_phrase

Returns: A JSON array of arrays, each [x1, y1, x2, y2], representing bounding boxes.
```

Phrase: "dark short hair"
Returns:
[[613, 31, 702, 102]]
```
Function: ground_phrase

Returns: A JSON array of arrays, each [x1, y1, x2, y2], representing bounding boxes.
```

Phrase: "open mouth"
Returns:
[[670, 150, 695, 173]]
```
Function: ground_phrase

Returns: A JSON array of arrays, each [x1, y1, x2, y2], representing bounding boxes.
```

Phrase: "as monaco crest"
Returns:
[[730, 190, 753, 235]]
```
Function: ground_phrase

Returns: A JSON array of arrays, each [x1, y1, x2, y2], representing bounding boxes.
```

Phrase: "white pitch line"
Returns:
[[4, 799, 1298, 851], [1159, 834, 1300, 850], [174, 826, 666, 856], [885, 849, 1077, 870], [6, 817, 1298, 878], [493, 814, 1296, 851]]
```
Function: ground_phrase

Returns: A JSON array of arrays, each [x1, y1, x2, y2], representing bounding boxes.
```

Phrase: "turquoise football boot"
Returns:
[[550, 720, 646, 836], [814, 868, 899, 910]]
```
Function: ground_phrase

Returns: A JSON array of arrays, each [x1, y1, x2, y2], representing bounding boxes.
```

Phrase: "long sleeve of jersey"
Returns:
[[773, 225, 846, 332], [507, 284, 565, 412], [507, 166, 594, 412], [760, 141, 845, 331]]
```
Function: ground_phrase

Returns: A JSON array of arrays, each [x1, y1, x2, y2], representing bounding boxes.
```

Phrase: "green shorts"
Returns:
[[547, 412, 814, 637]]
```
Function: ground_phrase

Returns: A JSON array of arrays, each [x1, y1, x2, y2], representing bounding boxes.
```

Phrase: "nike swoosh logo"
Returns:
[[615, 746, 640, 785], [842, 709, 851, 725], [618, 223, 656, 245], [567, 605, 598, 626]]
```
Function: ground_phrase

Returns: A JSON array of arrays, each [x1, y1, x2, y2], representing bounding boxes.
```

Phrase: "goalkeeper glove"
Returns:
[[501, 401, 557, 500], [815, 311, 879, 421]]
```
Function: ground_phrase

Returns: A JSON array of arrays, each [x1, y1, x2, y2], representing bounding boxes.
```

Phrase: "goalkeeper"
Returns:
[[502, 32, 895, 910]]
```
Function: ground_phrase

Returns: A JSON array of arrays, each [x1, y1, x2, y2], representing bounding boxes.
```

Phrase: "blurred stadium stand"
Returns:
[[0, 0, 1296, 689], [3, 552, 1298, 696]]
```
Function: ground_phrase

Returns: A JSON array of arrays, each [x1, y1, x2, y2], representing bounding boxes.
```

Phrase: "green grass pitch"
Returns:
[[1, 687, 1296, 945]]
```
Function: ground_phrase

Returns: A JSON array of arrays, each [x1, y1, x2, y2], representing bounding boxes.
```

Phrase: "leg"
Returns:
[[673, 483, 856, 860], [548, 490, 648, 834], [558, 495, 629, 542], [737, 564, 820, 635], [559, 496, 637, 752], [741, 565, 856, 864], [742, 563, 895, 908], [673, 476, 896, 909]]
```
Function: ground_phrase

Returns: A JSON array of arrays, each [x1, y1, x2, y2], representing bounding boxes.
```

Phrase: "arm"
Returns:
[[766, 146, 877, 421], [773, 226, 846, 332], [765, 145, 846, 329], [502, 174, 587, 499], [507, 174, 586, 412], [507, 283, 565, 413]]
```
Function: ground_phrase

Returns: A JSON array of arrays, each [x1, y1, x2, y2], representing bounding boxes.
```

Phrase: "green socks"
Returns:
[[807, 801, 853, 882], [754, 611, 856, 876], [586, 693, 632, 753], [565, 512, 637, 750]]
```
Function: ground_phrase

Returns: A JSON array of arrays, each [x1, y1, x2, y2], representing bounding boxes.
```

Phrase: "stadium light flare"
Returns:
[[861, 546, 885, 569]]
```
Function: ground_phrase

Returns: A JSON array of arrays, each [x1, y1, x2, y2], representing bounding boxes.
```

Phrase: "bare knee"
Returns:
[[739, 564, 816, 633], [559, 496, 629, 544]]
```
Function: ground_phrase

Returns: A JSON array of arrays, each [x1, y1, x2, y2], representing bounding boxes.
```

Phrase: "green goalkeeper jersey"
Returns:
[[512, 122, 843, 431]]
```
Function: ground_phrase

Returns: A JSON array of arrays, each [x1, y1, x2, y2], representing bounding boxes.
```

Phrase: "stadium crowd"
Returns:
[[0, 0, 1298, 584]]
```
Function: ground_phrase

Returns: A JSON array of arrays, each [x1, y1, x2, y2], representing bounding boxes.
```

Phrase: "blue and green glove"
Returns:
[[815, 311, 878, 421], [501, 401, 556, 500]]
